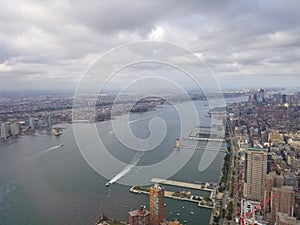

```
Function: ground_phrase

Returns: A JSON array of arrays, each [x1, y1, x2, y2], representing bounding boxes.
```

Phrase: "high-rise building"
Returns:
[[282, 94, 287, 104], [10, 121, 19, 136], [265, 171, 284, 212], [29, 117, 35, 130], [244, 148, 268, 201], [254, 89, 265, 104], [150, 184, 165, 225], [128, 206, 150, 225], [46, 115, 52, 130], [265, 172, 295, 224], [0, 122, 10, 139], [270, 186, 295, 224], [278, 186, 295, 216]]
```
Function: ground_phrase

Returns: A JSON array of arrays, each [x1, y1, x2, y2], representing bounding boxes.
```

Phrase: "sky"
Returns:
[[0, 0, 300, 92]]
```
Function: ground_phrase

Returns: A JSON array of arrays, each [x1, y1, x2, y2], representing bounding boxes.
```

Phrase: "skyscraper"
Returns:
[[0, 122, 9, 139], [10, 121, 19, 136], [150, 184, 165, 225], [46, 115, 52, 130], [244, 148, 268, 201], [29, 117, 35, 130]]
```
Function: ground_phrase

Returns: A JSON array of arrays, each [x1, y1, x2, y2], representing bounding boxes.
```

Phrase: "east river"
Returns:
[[0, 97, 246, 225]]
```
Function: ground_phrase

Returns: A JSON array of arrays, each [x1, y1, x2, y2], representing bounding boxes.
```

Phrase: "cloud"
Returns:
[[0, 0, 299, 91], [149, 26, 164, 41], [0, 62, 12, 72]]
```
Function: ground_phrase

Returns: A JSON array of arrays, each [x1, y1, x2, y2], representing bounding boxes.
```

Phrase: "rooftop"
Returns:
[[128, 206, 150, 217]]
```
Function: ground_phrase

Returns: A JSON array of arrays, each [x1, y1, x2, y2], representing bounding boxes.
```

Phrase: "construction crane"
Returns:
[[240, 192, 279, 225]]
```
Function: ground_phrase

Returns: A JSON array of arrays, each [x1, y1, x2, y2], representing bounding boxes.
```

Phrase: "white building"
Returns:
[[29, 117, 35, 129], [0, 122, 10, 139], [10, 121, 19, 136]]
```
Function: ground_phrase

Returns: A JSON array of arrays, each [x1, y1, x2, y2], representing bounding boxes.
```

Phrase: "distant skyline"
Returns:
[[0, 0, 299, 92]]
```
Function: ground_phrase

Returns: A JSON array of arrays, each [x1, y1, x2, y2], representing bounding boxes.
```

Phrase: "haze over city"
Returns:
[[0, 0, 300, 92]]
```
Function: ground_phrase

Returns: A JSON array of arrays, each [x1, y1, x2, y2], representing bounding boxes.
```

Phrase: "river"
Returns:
[[0, 97, 246, 225]]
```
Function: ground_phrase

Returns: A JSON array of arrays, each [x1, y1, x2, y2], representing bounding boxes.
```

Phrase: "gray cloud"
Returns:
[[0, 0, 299, 91]]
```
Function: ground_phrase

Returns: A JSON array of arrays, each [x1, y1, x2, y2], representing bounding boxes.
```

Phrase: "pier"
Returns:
[[130, 186, 213, 209], [178, 144, 226, 152], [150, 178, 214, 192], [187, 137, 224, 142]]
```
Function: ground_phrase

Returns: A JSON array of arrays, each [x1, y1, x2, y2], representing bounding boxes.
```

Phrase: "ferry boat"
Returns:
[[53, 128, 63, 136]]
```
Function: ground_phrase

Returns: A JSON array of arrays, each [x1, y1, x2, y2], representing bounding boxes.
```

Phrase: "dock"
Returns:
[[187, 137, 224, 142], [130, 186, 213, 209], [150, 178, 214, 192], [178, 144, 226, 152]]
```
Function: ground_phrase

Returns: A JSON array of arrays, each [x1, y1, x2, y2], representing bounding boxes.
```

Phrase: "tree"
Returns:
[[221, 209, 226, 218], [226, 201, 233, 220]]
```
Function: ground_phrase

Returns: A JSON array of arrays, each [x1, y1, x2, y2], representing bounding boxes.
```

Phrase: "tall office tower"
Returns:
[[282, 94, 287, 104], [150, 184, 165, 225], [29, 117, 35, 130], [46, 115, 52, 130], [128, 206, 150, 225], [0, 122, 9, 139], [10, 121, 20, 136], [254, 89, 265, 104], [244, 148, 268, 201]]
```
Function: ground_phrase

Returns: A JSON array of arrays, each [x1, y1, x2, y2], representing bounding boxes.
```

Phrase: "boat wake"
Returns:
[[44, 144, 64, 153], [106, 152, 144, 187], [7, 144, 64, 170]]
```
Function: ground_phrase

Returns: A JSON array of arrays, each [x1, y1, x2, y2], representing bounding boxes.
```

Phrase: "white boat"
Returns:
[[53, 128, 63, 136]]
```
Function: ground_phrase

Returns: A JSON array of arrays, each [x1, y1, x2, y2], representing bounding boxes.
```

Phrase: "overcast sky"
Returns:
[[0, 0, 299, 92]]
